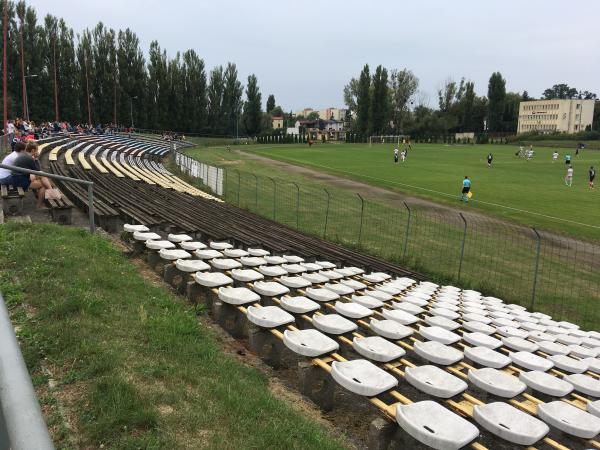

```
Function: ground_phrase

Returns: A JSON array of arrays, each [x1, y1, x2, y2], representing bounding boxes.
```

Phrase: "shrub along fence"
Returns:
[[174, 151, 600, 330]]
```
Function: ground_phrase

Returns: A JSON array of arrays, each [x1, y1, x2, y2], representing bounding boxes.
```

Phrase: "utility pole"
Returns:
[[84, 48, 91, 125], [18, 5, 26, 120], [51, 24, 59, 122], [130, 95, 137, 128], [3, 0, 8, 148]]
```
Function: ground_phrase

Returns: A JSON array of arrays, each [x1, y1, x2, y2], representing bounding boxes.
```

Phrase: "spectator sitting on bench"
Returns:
[[0, 141, 49, 209], [0, 140, 26, 180]]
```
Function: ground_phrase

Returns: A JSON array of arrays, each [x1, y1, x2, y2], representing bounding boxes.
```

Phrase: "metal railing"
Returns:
[[0, 292, 54, 450], [0, 164, 95, 233]]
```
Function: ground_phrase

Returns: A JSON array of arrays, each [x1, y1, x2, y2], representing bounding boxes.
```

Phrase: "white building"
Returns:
[[517, 99, 595, 134]]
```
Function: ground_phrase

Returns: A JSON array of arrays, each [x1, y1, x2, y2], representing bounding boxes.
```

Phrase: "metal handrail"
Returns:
[[0, 163, 95, 233], [0, 292, 55, 450]]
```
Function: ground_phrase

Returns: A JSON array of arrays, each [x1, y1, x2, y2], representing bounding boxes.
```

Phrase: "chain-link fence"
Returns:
[[173, 152, 600, 329]]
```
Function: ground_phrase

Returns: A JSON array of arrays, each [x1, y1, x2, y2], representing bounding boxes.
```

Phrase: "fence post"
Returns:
[[251, 173, 258, 211], [530, 228, 542, 310], [457, 213, 467, 281], [268, 177, 276, 220], [402, 202, 411, 259], [323, 189, 330, 239], [87, 184, 96, 233], [224, 168, 228, 201], [357, 193, 364, 247], [236, 169, 241, 206], [292, 182, 300, 230]]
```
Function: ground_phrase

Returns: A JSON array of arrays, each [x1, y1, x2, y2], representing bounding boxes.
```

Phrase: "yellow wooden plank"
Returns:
[[48, 145, 63, 161], [77, 148, 92, 170]]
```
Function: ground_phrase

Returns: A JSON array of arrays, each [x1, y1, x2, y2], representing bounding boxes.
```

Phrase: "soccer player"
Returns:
[[552, 151, 559, 162], [565, 166, 573, 187], [565, 153, 572, 165], [589, 166, 596, 189], [487, 152, 493, 168], [394, 147, 399, 163], [460, 176, 471, 202], [400, 150, 406, 162]]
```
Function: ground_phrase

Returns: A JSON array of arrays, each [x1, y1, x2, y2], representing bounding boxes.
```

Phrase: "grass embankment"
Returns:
[[176, 146, 600, 330], [0, 223, 347, 450]]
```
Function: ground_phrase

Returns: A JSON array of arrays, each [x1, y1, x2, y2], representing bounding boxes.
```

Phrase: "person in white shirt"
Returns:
[[565, 166, 574, 187], [400, 150, 406, 162], [393, 147, 399, 163], [552, 151, 559, 162], [0, 141, 26, 179]]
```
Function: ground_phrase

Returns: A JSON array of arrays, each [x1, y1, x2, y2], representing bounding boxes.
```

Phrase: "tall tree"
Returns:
[[181, 49, 206, 132], [222, 62, 243, 136], [542, 83, 578, 100], [266, 94, 275, 113], [242, 74, 262, 135], [487, 71, 506, 132], [368, 65, 389, 134], [206, 65, 224, 134], [389, 68, 418, 133], [355, 64, 370, 134]]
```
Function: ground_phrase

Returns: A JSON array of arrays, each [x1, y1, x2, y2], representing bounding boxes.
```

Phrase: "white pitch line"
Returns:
[[254, 154, 600, 230]]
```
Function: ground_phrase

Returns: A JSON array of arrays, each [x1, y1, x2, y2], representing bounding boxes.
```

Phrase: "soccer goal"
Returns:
[[369, 135, 410, 147]]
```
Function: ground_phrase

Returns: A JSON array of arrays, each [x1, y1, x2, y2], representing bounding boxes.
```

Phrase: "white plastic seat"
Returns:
[[319, 270, 344, 280], [230, 269, 264, 282], [258, 265, 287, 277], [351, 295, 384, 309], [368, 290, 393, 302], [546, 325, 569, 335], [253, 281, 290, 297], [345, 266, 364, 275], [240, 256, 267, 267], [331, 359, 398, 396], [167, 233, 192, 243], [419, 326, 460, 345], [382, 309, 419, 325], [180, 241, 207, 251], [519, 322, 547, 332], [361, 273, 388, 283], [314, 260, 336, 269], [463, 332, 502, 349], [570, 329, 590, 338], [264, 255, 287, 265], [301, 272, 329, 284], [538, 341, 570, 356], [281, 264, 305, 274], [464, 346, 511, 368], [462, 321, 495, 335], [279, 295, 320, 314], [334, 301, 372, 319], [395, 400, 479, 450], [124, 224, 149, 232], [305, 288, 339, 303], [194, 272, 233, 287], [300, 262, 322, 272], [176, 259, 210, 273], [159, 248, 191, 260], [538, 401, 600, 439], [424, 315, 460, 331], [210, 241, 233, 250], [565, 374, 600, 397], [519, 370, 573, 396], [555, 333, 581, 346], [405, 365, 467, 398], [133, 231, 161, 241], [502, 336, 539, 353], [495, 326, 528, 338], [584, 357, 600, 374], [392, 301, 424, 315], [491, 318, 520, 328], [588, 400, 600, 418], [568, 344, 598, 359], [247, 305, 294, 328], [582, 337, 600, 349], [468, 367, 526, 398], [211, 258, 242, 270], [324, 283, 354, 296], [531, 312, 551, 320], [432, 301, 459, 311], [333, 267, 356, 277], [370, 319, 413, 340], [558, 320, 579, 330], [539, 318, 559, 327], [282, 329, 338, 357], [218, 286, 260, 305], [247, 248, 270, 257], [430, 307, 460, 321], [352, 336, 405, 362], [510, 351, 553, 371], [146, 240, 176, 250], [528, 331, 556, 342], [473, 402, 549, 446], [413, 340, 463, 365], [378, 284, 403, 296], [223, 248, 249, 258], [547, 355, 588, 373], [312, 314, 357, 335], [283, 255, 304, 263], [340, 279, 367, 291], [279, 276, 311, 289], [195, 249, 223, 260]]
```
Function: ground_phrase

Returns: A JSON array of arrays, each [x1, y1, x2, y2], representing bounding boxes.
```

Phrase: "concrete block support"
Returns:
[[247, 323, 296, 368], [212, 300, 248, 338], [298, 360, 335, 411]]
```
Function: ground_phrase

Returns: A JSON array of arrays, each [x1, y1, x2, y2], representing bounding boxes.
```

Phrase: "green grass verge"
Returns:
[[0, 223, 348, 450]]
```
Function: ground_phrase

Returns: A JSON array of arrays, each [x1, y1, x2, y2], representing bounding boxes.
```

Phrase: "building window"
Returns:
[[576, 104, 580, 109]]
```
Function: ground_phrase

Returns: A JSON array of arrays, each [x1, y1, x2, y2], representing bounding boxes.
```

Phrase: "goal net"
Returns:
[[369, 135, 410, 147]]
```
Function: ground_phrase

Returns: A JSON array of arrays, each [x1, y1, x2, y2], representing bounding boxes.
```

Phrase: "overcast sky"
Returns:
[[27, 0, 600, 112]]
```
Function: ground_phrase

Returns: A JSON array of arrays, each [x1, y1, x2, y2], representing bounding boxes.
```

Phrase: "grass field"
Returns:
[[249, 143, 600, 241], [0, 223, 348, 450]]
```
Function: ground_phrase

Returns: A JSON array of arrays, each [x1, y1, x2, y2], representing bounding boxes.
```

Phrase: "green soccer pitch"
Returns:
[[250, 143, 600, 240]]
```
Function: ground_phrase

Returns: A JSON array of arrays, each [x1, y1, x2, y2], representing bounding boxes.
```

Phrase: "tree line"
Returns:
[[343, 64, 598, 137], [0, 0, 265, 135]]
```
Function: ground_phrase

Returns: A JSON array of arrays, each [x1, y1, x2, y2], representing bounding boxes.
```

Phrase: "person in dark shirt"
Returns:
[[0, 142, 47, 207]]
